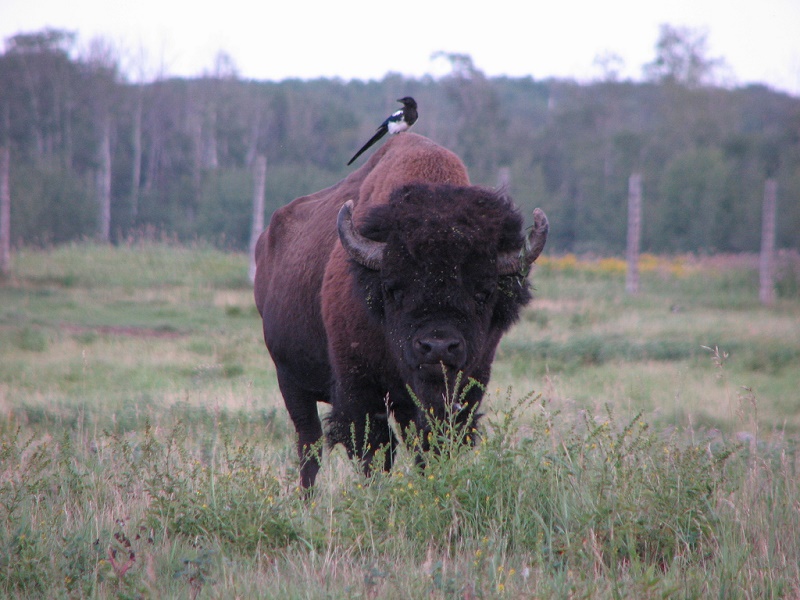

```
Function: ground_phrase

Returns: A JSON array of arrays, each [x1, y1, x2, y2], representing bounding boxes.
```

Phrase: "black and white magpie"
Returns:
[[347, 96, 418, 165]]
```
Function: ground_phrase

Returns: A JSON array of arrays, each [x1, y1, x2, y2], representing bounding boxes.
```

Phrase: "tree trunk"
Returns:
[[130, 88, 142, 220], [96, 114, 112, 242], [248, 155, 267, 283], [759, 178, 777, 306], [19, 54, 45, 162], [625, 172, 642, 295], [0, 147, 10, 276]]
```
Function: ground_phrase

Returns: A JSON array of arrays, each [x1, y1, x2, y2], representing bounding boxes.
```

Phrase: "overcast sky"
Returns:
[[2, 0, 799, 94]]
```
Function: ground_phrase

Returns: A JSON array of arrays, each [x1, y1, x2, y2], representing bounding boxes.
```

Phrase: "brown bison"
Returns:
[[254, 133, 548, 487]]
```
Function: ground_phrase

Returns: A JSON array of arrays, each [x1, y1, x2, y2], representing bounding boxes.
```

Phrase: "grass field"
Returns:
[[1, 242, 799, 598]]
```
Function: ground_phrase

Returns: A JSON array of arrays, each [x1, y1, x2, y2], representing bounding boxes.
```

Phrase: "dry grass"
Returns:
[[0, 243, 799, 598]]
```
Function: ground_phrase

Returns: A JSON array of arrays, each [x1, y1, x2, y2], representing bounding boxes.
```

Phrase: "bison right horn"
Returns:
[[337, 200, 386, 271], [497, 208, 549, 276]]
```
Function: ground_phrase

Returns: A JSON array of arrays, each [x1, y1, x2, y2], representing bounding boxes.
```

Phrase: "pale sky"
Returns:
[[2, 0, 799, 94]]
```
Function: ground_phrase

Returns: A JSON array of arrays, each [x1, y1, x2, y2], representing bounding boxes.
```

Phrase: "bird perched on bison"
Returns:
[[254, 133, 548, 488], [347, 96, 418, 165]]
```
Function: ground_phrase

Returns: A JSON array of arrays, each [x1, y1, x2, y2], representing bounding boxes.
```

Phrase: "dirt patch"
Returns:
[[60, 323, 186, 339]]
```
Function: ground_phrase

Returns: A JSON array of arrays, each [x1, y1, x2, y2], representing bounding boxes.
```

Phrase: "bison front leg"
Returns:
[[327, 390, 397, 478], [294, 419, 324, 489], [276, 367, 325, 489], [289, 422, 323, 489]]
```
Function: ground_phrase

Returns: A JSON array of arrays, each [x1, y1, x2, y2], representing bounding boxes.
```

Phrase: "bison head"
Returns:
[[338, 184, 547, 427]]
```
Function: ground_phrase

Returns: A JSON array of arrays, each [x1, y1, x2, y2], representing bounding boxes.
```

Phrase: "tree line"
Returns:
[[0, 27, 798, 254]]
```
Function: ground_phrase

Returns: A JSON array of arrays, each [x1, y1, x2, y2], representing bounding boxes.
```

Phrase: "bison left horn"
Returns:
[[497, 208, 549, 276], [338, 200, 386, 270]]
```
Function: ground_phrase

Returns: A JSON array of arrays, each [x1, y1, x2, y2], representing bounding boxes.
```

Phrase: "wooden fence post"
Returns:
[[0, 147, 10, 276], [759, 178, 777, 306], [497, 166, 511, 190], [625, 172, 642, 295], [248, 155, 267, 283], [96, 114, 112, 242]]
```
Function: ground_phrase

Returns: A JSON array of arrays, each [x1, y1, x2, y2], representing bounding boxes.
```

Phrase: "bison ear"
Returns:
[[497, 208, 549, 275], [337, 200, 386, 271]]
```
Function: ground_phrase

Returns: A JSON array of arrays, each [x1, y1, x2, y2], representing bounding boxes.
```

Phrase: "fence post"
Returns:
[[759, 178, 777, 306], [248, 155, 267, 283], [0, 147, 10, 276], [625, 172, 642, 295], [497, 166, 511, 190]]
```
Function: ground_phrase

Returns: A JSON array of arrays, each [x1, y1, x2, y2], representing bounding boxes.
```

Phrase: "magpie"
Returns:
[[347, 96, 418, 165]]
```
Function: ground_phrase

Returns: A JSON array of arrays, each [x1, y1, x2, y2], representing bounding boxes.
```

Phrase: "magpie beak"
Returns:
[[347, 96, 418, 165]]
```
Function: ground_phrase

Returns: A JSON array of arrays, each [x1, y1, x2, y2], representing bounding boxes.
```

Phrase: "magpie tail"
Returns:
[[347, 126, 388, 165]]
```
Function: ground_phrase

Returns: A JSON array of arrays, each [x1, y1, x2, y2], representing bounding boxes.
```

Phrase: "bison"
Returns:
[[254, 133, 548, 487]]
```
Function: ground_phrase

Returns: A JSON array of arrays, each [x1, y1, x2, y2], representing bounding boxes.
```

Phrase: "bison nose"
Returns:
[[413, 330, 466, 366]]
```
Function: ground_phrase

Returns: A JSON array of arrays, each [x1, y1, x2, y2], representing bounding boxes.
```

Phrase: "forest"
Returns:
[[1, 27, 799, 254]]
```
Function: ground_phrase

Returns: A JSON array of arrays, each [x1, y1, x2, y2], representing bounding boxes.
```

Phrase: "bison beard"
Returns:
[[254, 134, 547, 488]]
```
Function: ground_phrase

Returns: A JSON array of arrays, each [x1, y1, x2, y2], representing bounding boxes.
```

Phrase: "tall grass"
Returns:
[[1, 389, 797, 597], [1, 243, 799, 597]]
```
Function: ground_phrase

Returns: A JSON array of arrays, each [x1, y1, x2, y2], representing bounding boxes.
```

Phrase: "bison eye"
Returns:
[[382, 282, 404, 304], [473, 284, 495, 305]]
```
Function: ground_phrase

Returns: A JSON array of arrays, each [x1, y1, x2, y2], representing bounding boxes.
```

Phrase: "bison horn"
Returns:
[[337, 200, 386, 271], [497, 208, 549, 276]]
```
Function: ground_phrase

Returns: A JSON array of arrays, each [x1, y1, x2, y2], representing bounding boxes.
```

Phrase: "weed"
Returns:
[[111, 423, 300, 555], [13, 327, 48, 352], [174, 550, 215, 600]]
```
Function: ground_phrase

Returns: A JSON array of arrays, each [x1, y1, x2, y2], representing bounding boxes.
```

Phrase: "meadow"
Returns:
[[1, 242, 799, 598]]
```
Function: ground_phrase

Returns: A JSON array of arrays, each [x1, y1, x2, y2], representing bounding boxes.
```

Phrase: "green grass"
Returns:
[[1, 242, 799, 598]]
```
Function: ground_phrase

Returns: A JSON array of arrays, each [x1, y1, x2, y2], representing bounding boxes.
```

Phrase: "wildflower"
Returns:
[[497, 583, 505, 592]]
